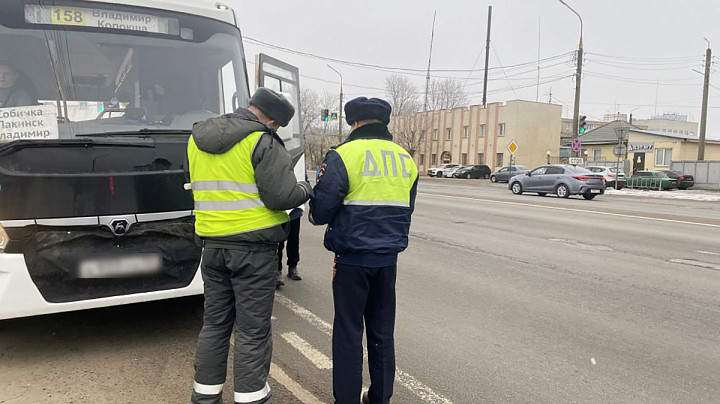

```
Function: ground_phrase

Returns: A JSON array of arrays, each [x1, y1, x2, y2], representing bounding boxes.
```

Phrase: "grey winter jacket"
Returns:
[[190, 108, 311, 247]]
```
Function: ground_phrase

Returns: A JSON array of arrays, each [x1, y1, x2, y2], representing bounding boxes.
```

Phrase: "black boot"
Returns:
[[276, 279, 285, 289], [287, 266, 302, 280]]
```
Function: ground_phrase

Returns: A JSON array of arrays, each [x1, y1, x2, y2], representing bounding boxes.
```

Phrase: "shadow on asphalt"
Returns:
[[0, 296, 205, 363]]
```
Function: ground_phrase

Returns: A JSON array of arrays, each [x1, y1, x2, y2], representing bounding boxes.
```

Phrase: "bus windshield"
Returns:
[[0, 1, 249, 140]]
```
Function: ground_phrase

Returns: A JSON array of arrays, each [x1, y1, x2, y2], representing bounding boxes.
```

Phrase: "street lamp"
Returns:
[[327, 64, 344, 143], [558, 0, 584, 157], [546, 150, 551, 164]]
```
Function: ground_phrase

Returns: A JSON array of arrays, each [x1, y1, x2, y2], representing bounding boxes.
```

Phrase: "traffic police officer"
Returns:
[[309, 97, 418, 404], [188, 88, 311, 404]]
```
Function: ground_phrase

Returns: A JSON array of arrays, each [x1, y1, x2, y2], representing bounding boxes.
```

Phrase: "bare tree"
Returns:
[[384, 75, 420, 116], [305, 133, 336, 169], [390, 111, 437, 157], [426, 78, 468, 111], [300, 88, 321, 135], [300, 89, 344, 169]]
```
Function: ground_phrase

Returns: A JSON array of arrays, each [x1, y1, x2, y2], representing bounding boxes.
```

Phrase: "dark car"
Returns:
[[452, 165, 492, 179], [661, 170, 694, 190], [509, 165, 606, 200], [490, 165, 529, 183]]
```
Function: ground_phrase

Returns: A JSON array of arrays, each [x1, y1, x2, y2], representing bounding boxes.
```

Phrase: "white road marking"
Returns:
[[697, 250, 720, 256], [591, 357, 597, 365], [419, 192, 720, 229], [282, 332, 333, 369], [228, 333, 325, 403], [275, 294, 453, 404], [269, 363, 326, 404]]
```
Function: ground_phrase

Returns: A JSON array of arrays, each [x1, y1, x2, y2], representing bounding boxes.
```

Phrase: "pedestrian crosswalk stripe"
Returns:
[[282, 332, 333, 369], [275, 294, 454, 404]]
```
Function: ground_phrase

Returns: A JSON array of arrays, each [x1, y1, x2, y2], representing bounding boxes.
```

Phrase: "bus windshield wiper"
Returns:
[[77, 129, 192, 137]]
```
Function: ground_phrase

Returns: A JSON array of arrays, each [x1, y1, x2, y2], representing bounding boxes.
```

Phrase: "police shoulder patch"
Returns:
[[316, 163, 327, 182]]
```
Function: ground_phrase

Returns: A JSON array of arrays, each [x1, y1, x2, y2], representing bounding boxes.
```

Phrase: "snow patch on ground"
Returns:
[[605, 188, 720, 201]]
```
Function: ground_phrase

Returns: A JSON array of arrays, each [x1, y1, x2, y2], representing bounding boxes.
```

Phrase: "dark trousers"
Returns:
[[277, 217, 300, 273], [192, 246, 277, 404], [332, 263, 397, 404]]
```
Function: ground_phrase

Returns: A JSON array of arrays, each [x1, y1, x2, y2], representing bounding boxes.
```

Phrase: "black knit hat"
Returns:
[[249, 88, 295, 127], [344, 97, 392, 126]]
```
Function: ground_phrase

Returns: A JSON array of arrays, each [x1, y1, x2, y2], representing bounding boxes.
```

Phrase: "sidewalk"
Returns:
[[605, 188, 720, 202]]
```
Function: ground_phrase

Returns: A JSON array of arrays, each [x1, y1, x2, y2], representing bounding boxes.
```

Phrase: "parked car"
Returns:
[[509, 165, 606, 200], [627, 170, 679, 190], [490, 165, 529, 183], [587, 166, 626, 189], [428, 163, 460, 177], [443, 165, 465, 178], [661, 170, 695, 190], [452, 165, 492, 179]]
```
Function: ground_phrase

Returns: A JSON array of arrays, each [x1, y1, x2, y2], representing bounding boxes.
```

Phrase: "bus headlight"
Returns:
[[0, 224, 8, 253]]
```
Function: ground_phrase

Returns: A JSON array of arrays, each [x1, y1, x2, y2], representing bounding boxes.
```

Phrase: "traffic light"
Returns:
[[579, 115, 587, 134], [321, 109, 329, 122]]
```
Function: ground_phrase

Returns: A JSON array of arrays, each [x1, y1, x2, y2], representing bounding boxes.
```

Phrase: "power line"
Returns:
[[244, 36, 572, 75]]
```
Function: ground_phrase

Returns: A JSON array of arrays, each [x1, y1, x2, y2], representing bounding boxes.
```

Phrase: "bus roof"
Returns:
[[80, 0, 237, 26]]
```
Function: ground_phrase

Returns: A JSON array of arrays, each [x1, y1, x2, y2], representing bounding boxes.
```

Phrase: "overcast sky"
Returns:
[[229, 0, 719, 138]]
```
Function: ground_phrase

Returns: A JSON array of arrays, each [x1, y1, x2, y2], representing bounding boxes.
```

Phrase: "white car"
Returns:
[[428, 164, 460, 177], [443, 165, 466, 178], [587, 166, 626, 189]]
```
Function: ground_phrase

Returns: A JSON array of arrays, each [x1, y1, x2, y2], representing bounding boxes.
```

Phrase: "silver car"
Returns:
[[508, 165, 606, 200], [490, 165, 529, 183]]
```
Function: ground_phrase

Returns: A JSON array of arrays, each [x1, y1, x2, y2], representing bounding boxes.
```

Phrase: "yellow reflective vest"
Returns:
[[334, 138, 418, 208], [187, 131, 289, 237]]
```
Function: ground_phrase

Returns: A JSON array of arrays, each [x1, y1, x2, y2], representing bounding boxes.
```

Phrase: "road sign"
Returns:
[[613, 144, 628, 157], [569, 157, 584, 165], [507, 139, 519, 154], [329, 111, 339, 121], [571, 138, 582, 153]]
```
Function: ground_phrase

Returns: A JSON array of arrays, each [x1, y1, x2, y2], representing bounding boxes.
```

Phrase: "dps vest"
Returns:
[[187, 131, 289, 237], [334, 138, 418, 208]]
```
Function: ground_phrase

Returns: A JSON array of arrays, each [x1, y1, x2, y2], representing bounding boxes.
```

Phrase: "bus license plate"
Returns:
[[78, 254, 162, 278]]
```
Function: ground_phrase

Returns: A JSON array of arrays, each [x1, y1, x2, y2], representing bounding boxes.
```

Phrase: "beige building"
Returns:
[[579, 120, 720, 172], [391, 100, 562, 173]]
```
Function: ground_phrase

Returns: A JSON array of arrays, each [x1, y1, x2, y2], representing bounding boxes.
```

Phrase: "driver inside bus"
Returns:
[[0, 61, 37, 108]]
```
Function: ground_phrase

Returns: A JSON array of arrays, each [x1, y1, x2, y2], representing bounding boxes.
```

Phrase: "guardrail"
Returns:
[[627, 178, 665, 191]]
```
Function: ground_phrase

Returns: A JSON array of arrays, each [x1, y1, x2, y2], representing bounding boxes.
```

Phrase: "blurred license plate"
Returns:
[[78, 254, 162, 278], [591, 189, 602, 194]]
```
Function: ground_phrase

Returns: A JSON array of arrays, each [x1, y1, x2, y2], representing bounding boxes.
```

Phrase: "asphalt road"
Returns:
[[2, 178, 719, 403]]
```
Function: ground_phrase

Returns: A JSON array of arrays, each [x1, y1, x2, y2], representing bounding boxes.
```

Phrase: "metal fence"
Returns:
[[670, 160, 720, 190], [625, 178, 667, 191]]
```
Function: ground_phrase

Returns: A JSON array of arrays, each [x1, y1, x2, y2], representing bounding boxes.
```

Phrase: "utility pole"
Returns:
[[482, 6, 492, 107], [423, 11, 437, 112], [327, 64, 343, 143], [559, 0, 583, 157], [698, 41, 711, 160]]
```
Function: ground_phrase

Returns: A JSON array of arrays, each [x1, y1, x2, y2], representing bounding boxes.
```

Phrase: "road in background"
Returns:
[[2, 178, 719, 403]]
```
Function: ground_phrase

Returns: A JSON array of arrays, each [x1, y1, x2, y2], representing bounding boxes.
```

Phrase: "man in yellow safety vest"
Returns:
[[188, 88, 311, 404]]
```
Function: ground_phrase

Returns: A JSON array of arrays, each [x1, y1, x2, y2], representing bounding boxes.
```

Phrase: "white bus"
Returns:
[[0, 0, 305, 319]]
